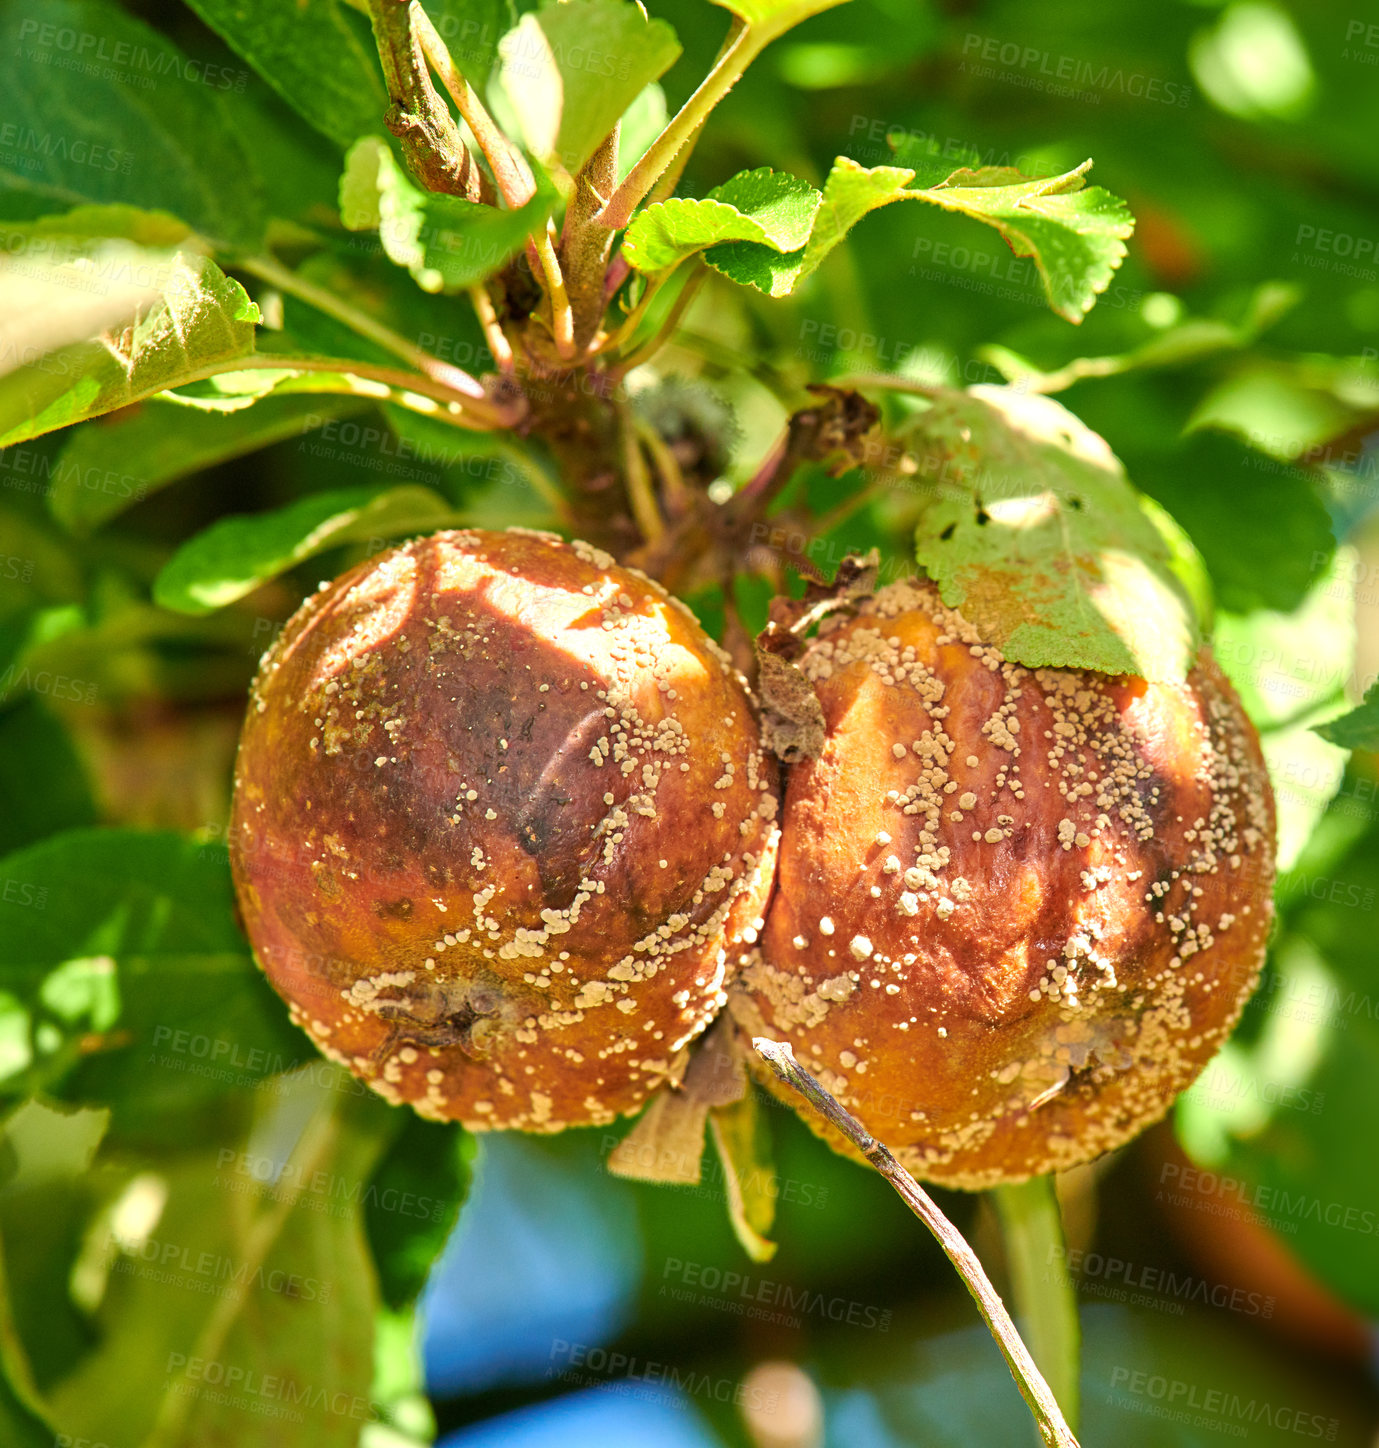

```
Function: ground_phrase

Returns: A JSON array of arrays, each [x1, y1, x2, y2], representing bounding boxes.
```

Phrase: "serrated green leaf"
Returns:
[[711, 152, 1133, 319], [364, 1115, 470, 1311], [341, 137, 553, 291], [623, 167, 820, 274], [51, 395, 368, 534], [0, 248, 260, 449], [0, 0, 263, 246], [498, 0, 681, 178], [1315, 681, 1379, 751], [911, 385, 1199, 682], [919, 161, 1135, 323], [707, 158, 910, 296], [153, 485, 457, 614], [184, 0, 388, 149]]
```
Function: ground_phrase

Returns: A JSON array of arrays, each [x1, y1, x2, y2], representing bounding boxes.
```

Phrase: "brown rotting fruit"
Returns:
[[230, 528, 779, 1131], [730, 576, 1275, 1189]]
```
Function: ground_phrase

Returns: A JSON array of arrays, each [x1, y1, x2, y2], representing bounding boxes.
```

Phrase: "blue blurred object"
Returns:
[[437, 1385, 723, 1448], [422, 1133, 644, 1396]]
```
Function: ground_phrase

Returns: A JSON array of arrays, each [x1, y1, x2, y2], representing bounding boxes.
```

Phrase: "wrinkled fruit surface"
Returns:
[[731, 577, 1275, 1189], [230, 528, 779, 1130]]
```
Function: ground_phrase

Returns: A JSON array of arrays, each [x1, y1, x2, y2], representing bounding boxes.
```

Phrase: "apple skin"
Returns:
[[731, 577, 1275, 1189], [230, 528, 779, 1130]]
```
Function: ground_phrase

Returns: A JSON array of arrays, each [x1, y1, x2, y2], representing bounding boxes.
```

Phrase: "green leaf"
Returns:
[[708, 158, 911, 297], [1212, 552, 1353, 873], [1315, 681, 1379, 751], [153, 484, 457, 614], [616, 82, 668, 185], [0, 248, 261, 449], [622, 167, 820, 275], [711, 154, 1133, 319], [0, 830, 308, 1115], [498, 0, 681, 178], [0, 1100, 111, 1407], [1135, 429, 1335, 616], [0, 700, 96, 857], [707, 1090, 777, 1263], [341, 137, 553, 292], [911, 385, 1200, 682], [0, 1252, 54, 1448], [50, 395, 369, 534], [0, 0, 263, 247], [1177, 799, 1379, 1317], [47, 1074, 393, 1448], [979, 283, 1301, 393], [364, 1115, 471, 1311], [916, 161, 1135, 323], [184, 0, 389, 149]]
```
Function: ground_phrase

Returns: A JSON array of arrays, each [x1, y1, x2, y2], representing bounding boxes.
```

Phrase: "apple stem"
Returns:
[[752, 1038, 1082, 1448]]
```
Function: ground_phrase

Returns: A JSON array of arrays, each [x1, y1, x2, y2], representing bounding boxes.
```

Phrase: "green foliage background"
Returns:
[[1, 0, 1378, 1442]]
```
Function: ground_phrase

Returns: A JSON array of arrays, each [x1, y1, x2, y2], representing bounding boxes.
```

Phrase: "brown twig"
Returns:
[[411, 2, 535, 209], [753, 1039, 1081, 1448], [365, 0, 485, 202]]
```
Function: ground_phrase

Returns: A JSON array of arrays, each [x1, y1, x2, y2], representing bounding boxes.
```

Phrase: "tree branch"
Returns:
[[411, 3, 537, 210], [753, 1039, 1081, 1448], [365, 0, 486, 202], [561, 126, 622, 350]]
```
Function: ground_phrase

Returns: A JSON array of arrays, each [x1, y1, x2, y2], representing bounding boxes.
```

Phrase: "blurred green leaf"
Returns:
[[1213, 551, 1353, 873], [184, 0, 388, 149], [498, 0, 681, 178], [1135, 429, 1335, 616], [0, 1100, 111, 1404], [0, 700, 96, 857], [1315, 680, 1379, 751], [911, 385, 1199, 681], [364, 1114, 470, 1312], [980, 282, 1300, 393], [0, 831, 307, 1112], [51, 395, 369, 534], [48, 1072, 394, 1448], [0, 0, 262, 246], [153, 484, 456, 614], [421, 0, 510, 90]]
